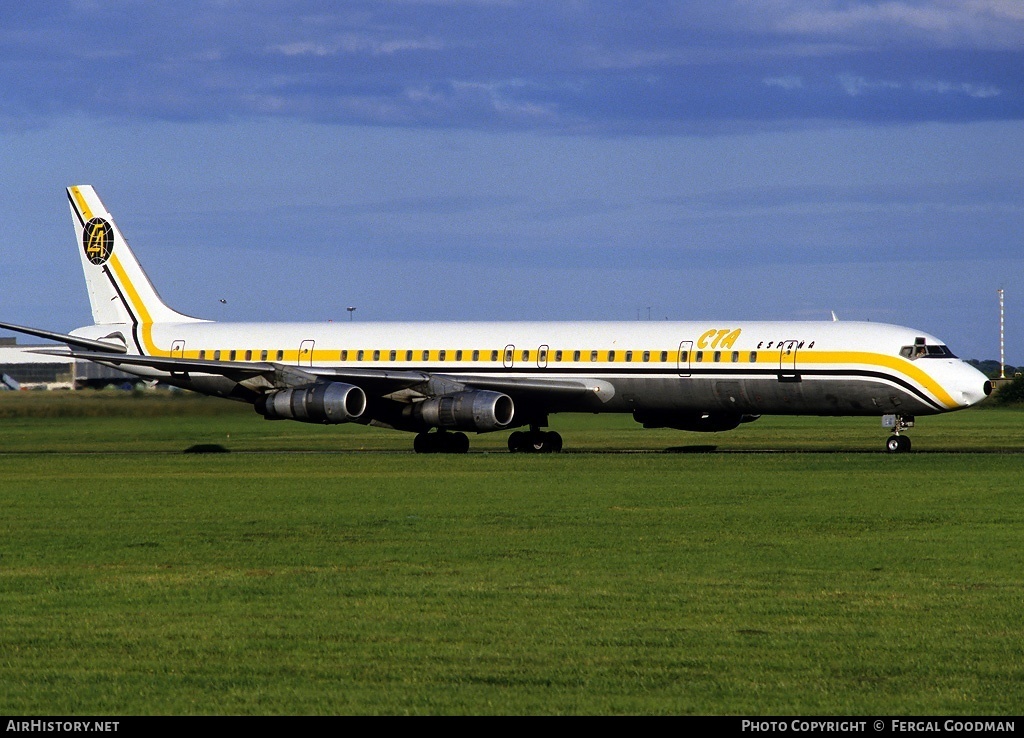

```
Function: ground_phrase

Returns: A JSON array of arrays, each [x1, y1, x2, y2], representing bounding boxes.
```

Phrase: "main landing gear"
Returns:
[[883, 414, 914, 454], [411, 426, 565, 454], [413, 429, 470, 454], [507, 426, 563, 453]]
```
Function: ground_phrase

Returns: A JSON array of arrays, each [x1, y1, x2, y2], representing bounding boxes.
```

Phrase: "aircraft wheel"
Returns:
[[414, 432, 434, 454], [416, 431, 470, 454], [450, 432, 470, 454], [526, 431, 562, 453], [508, 431, 525, 453], [885, 435, 911, 453], [509, 430, 562, 453]]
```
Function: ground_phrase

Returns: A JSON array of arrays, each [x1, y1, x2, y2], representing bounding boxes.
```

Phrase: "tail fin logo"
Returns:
[[83, 218, 114, 265]]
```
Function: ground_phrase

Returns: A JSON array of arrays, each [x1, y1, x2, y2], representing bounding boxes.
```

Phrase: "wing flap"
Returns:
[[436, 374, 616, 403]]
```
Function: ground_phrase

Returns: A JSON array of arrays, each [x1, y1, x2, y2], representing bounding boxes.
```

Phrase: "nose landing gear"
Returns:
[[882, 414, 914, 453], [885, 434, 912, 453]]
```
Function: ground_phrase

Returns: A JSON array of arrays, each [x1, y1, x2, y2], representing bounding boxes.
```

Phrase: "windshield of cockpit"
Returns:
[[899, 337, 957, 359]]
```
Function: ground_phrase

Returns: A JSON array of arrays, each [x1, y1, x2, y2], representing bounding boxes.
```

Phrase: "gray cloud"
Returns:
[[1, 2, 1022, 132], [768, 0, 1024, 50]]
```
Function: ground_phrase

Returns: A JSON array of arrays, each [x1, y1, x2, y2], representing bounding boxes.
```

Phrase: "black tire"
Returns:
[[414, 432, 432, 454], [886, 435, 904, 453], [450, 432, 470, 454], [509, 430, 562, 453]]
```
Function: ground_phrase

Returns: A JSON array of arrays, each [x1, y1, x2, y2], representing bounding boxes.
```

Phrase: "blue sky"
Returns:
[[2, 1, 1023, 362]]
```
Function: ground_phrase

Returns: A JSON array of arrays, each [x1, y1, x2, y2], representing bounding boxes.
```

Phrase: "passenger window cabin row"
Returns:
[[192, 348, 774, 364]]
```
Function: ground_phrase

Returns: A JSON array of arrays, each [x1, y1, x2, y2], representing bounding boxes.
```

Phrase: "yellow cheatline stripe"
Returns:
[[803, 351, 957, 409], [70, 186, 93, 220], [164, 342, 955, 407], [107, 253, 165, 356]]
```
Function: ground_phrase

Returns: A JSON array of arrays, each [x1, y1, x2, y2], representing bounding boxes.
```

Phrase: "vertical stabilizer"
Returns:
[[67, 186, 202, 336]]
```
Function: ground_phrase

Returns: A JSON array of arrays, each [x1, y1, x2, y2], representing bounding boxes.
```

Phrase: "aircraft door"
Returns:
[[779, 340, 800, 382], [171, 340, 185, 358], [503, 344, 515, 369], [677, 341, 693, 377], [537, 345, 549, 369], [299, 339, 315, 367]]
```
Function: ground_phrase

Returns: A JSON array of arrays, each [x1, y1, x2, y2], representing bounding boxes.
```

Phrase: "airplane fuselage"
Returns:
[[72, 318, 990, 421]]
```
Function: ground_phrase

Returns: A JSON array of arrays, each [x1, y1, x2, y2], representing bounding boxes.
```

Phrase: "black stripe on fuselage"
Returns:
[[100, 265, 144, 354], [331, 364, 946, 412]]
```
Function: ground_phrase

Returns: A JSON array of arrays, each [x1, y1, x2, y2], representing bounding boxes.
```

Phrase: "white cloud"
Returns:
[[271, 34, 444, 58], [914, 79, 1002, 97], [832, 74, 1002, 99], [449, 80, 558, 121], [836, 74, 902, 96], [764, 75, 804, 90]]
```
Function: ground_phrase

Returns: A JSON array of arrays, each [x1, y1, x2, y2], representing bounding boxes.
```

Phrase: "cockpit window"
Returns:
[[900, 343, 957, 359]]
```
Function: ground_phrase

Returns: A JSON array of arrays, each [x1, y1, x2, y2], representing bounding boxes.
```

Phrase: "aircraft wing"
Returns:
[[32, 349, 437, 394], [34, 349, 611, 401], [310, 368, 606, 399]]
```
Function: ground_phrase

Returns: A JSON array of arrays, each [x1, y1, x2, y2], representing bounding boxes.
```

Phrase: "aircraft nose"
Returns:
[[957, 365, 993, 407]]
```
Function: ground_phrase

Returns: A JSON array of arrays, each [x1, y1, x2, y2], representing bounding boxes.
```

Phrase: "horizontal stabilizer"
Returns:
[[0, 321, 128, 353], [32, 349, 273, 378]]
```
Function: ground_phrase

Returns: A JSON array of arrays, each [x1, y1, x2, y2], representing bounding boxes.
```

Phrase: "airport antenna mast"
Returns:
[[999, 288, 1006, 380]]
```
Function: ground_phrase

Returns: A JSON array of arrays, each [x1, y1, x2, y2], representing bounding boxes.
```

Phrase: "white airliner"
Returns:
[[0, 185, 992, 453]]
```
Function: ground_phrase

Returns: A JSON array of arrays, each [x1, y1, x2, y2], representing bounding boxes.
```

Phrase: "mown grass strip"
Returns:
[[2, 439, 1023, 714]]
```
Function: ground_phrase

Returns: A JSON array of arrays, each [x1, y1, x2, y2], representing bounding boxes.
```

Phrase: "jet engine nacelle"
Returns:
[[407, 390, 514, 432], [259, 382, 367, 424], [633, 411, 761, 433]]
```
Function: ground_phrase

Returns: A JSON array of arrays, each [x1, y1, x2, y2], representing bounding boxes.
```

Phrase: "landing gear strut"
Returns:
[[413, 429, 470, 454], [508, 426, 563, 453], [883, 414, 914, 454]]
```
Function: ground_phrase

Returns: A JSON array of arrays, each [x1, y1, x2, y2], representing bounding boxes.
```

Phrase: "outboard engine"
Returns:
[[258, 382, 367, 424], [406, 390, 514, 432]]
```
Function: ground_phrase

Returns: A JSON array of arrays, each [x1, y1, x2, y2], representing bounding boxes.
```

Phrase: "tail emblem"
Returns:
[[83, 218, 114, 265]]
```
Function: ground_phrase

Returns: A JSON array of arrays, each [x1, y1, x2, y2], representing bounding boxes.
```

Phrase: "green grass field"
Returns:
[[2, 391, 1023, 714]]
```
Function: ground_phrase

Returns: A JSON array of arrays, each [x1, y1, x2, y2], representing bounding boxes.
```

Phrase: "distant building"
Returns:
[[0, 337, 138, 389]]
